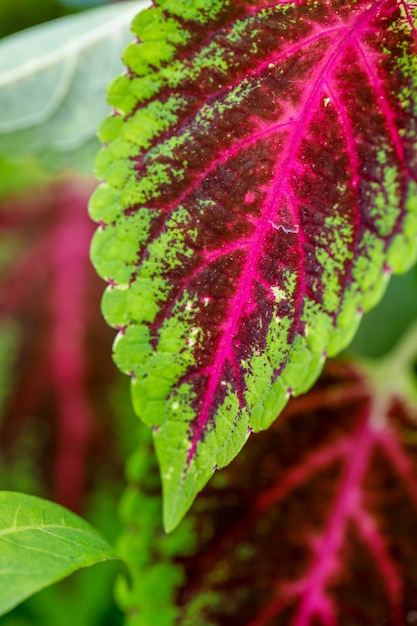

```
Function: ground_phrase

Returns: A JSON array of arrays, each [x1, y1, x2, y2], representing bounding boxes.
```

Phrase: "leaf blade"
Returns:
[[90, 0, 417, 530], [0, 491, 118, 617]]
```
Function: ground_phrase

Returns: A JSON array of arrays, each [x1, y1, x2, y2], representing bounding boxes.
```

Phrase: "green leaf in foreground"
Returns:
[[0, 491, 118, 617]]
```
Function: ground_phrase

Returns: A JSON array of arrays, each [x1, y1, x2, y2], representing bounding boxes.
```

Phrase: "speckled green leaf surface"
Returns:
[[0, 491, 117, 616], [90, 0, 417, 530]]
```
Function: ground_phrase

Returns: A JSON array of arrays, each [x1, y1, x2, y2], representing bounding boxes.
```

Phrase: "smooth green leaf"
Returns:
[[0, 491, 118, 617], [0, 1, 150, 172]]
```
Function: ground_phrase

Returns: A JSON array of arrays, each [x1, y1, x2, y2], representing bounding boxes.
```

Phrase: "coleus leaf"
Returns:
[[90, 0, 417, 530], [173, 347, 417, 625], [0, 491, 117, 617], [0, 181, 116, 513], [0, 1, 150, 173]]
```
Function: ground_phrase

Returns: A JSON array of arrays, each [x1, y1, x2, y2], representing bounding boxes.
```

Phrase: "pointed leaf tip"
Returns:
[[0, 491, 118, 616], [175, 355, 417, 623], [91, 0, 417, 527]]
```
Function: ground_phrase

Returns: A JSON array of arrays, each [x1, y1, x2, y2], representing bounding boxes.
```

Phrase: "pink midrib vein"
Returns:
[[185, 1, 386, 469], [291, 411, 376, 626]]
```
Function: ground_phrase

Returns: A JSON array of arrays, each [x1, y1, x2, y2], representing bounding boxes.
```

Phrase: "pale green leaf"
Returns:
[[0, 491, 118, 617], [0, 1, 150, 172], [0, 323, 19, 421]]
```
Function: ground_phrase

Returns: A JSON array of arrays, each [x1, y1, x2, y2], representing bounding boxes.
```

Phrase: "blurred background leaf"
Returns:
[[0, 1, 149, 173], [348, 265, 417, 358], [0, 2, 145, 623], [0, 179, 130, 625]]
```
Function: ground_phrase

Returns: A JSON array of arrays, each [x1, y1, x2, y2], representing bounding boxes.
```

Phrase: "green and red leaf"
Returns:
[[175, 354, 417, 625], [0, 181, 117, 514], [116, 339, 417, 625], [90, 0, 417, 529]]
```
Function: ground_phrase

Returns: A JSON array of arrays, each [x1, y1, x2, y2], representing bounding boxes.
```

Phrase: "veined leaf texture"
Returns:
[[118, 352, 417, 625], [90, 0, 417, 530], [0, 491, 117, 617]]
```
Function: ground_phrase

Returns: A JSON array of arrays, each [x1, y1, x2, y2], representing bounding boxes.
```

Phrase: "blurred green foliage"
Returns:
[[0, 0, 73, 38], [348, 264, 417, 359], [0, 0, 112, 39], [0, 156, 50, 199], [0, 4, 129, 623]]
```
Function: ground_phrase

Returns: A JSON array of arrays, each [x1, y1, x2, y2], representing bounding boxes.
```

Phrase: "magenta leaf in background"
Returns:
[[0, 181, 116, 513], [175, 357, 417, 626], [91, 0, 417, 529]]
